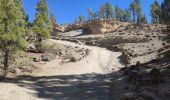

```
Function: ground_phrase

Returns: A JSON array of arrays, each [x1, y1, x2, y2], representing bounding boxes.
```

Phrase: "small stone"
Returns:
[[70, 57, 76, 62], [33, 57, 40, 62]]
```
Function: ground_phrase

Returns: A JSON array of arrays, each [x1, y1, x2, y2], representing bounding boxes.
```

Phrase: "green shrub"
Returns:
[[11, 51, 33, 68], [41, 40, 56, 53]]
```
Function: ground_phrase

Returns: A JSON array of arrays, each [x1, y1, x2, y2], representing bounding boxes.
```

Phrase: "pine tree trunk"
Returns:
[[3, 50, 9, 77], [133, 10, 135, 22], [2, 18, 9, 78]]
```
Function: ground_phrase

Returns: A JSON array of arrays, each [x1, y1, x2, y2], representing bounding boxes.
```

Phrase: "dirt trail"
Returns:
[[40, 39, 123, 75], [0, 40, 124, 100]]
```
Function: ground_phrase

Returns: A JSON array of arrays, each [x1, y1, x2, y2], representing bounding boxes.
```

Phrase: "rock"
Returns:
[[19, 66, 34, 73], [119, 67, 129, 75], [120, 92, 137, 100], [28, 44, 38, 53], [126, 84, 136, 91], [112, 46, 120, 52], [28, 44, 36, 50], [149, 68, 161, 84], [0, 69, 4, 76], [85, 41, 94, 46], [6, 72, 14, 78], [70, 57, 76, 62], [41, 56, 49, 62], [41, 54, 56, 62], [138, 90, 157, 100], [33, 57, 41, 62], [68, 39, 79, 43], [127, 70, 140, 85], [52, 22, 64, 37], [156, 88, 169, 99], [139, 73, 152, 85], [64, 19, 130, 34], [85, 19, 125, 34], [14, 68, 21, 75]]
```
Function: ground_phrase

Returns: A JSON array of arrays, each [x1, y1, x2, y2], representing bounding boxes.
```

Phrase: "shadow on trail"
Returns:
[[3, 72, 126, 100]]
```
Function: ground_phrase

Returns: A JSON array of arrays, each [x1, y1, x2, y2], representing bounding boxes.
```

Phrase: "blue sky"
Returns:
[[23, 0, 163, 24]]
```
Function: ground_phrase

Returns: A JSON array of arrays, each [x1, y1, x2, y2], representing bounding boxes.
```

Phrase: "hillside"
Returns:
[[58, 20, 168, 65], [0, 19, 169, 100]]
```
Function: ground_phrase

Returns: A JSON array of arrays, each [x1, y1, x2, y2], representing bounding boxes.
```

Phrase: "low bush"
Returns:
[[41, 40, 56, 53]]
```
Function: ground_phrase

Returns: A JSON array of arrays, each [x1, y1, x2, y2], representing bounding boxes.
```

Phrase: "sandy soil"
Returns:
[[0, 83, 44, 100]]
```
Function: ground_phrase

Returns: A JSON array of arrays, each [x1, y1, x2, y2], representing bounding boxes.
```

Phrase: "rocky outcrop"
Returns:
[[52, 22, 64, 37], [85, 19, 127, 34], [64, 19, 130, 34], [64, 23, 86, 32]]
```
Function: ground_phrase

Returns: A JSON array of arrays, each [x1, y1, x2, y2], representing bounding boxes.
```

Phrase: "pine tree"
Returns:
[[161, 0, 170, 30], [50, 12, 57, 24], [139, 15, 148, 24], [92, 12, 98, 20], [87, 8, 94, 21], [115, 6, 123, 21], [105, 2, 114, 19], [130, 2, 136, 22], [15, 0, 32, 38], [78, 15, 86, 24], [99, 5, 106, 20], [0, 0, 28, 76], [130, 0, 143, 23], [123, 9, 131, 22], [135, 0, 143, 23], [151, 0, 161, 24], [33, 0, 53, 51]]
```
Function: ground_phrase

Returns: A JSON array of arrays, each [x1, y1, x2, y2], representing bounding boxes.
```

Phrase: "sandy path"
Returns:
[[54, 39, 124, 72], [37, 39, 123, 76], [0, 40, 124, 100]]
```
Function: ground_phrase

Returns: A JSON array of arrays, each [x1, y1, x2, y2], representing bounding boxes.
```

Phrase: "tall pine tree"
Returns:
[[115, 6, 123, 21], [151, 0, 161, 24], [161, 0, 170, 30], [130, 2, 136, 22], [105, 2, 114, 19], [130, 0, 143, 23], [0, 0, 28, 76], [123, 10, 131, 22], [99, 5, 106, 20], [87, 8, 94, 21], [33, 0, 53, 51]]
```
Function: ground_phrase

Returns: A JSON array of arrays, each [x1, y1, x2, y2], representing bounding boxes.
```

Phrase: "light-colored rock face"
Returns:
[[62, 19, 130, 34], [83, 19, 130, 34], [52, 22, 64, 37]]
